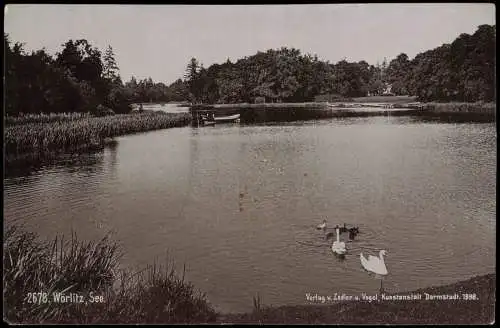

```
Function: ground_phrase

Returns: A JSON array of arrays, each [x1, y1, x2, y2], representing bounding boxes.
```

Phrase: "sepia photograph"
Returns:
[[3, 3, 496, 325]]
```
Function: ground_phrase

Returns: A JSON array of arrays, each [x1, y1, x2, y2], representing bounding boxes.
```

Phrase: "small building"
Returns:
[[254, 96, 266, 104], [382, 84, 394, 96]]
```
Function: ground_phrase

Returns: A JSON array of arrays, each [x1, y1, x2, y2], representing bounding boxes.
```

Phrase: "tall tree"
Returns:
[[386, 53, 411, 95], [102, 45, 120, 82], [184, 57, 201, 102], [56, 39, 103, 86]]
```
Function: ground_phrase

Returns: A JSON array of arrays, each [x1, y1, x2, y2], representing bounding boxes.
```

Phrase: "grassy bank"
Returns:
[[337, 99, 495, 115], [314, 95, 418, 104], [350, 95, 417, 103], [4, 112, 191, 160], [191, 102, 328, 111], [420, 101, 496, 114], [408, 102, 496, 123], [3, 225, 217, 324], [220, 274, 495, 324]]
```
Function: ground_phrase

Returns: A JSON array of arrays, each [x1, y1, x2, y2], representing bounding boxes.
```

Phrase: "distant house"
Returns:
[[367, 82, 393, 97], [254, 96, 266, 104], [382, 84, 394, 96]]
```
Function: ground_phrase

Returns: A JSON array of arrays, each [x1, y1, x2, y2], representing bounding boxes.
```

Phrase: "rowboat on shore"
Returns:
[[213, 113, 241, 123], [194, 112, 241, 126]]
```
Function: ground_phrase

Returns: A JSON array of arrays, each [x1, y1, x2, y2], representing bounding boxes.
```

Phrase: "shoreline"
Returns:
[[219, 273, 495, 324], [189, 100, 495, 110], [190, 101, 495, 123], [5, 102, 494, 172]]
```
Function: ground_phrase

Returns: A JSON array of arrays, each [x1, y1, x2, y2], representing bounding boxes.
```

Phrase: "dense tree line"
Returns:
[[5, 24, 495, 116], [123, 77, 188, 104], [185, 24, 495, 103], [4, 34, 189, 116], [401, 24, 496, 102], [183, 49, 389, 104]]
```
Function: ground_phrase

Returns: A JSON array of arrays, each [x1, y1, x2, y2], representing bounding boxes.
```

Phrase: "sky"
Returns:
[[4, 4, 496, 85]]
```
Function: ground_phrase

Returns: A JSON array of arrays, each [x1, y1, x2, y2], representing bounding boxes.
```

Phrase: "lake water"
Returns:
[[4, 114, 496, 313]]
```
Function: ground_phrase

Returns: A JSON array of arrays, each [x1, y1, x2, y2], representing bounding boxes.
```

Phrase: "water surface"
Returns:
[[4, 116, 496, 313]]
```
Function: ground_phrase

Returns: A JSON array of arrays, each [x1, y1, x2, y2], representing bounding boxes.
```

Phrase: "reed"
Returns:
[[3, 225, 217, 324], [107, 262, 217, 324], [4, 112, 191, 157], [252, 293, 262, 319], [5, 112, 93, 126], [3, 225, 120, 324]]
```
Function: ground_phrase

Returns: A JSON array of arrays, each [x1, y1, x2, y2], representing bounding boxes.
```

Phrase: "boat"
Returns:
[[214, 113, 240, 123], [195, 112, 241, 126]]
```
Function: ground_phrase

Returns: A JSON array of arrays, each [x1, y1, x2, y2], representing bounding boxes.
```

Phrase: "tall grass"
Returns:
[[5, 112, 93, 126], [3, 225, 119, 323], [3, 225, 217, 324], [252, 293, 263, 322], [4, 112, 191, 156], [422, 101, 496, 113]]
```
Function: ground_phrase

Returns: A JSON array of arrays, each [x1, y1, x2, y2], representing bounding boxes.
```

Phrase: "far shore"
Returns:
[[188, 100, 495, 122], [4, 99, 494, 170], [186, 96, 495, 113]]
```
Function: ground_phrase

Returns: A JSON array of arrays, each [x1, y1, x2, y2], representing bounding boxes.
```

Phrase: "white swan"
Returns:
[[331, 227, 347, 255], [316, 219, 327, 230], [360, 250, 388, 275]]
